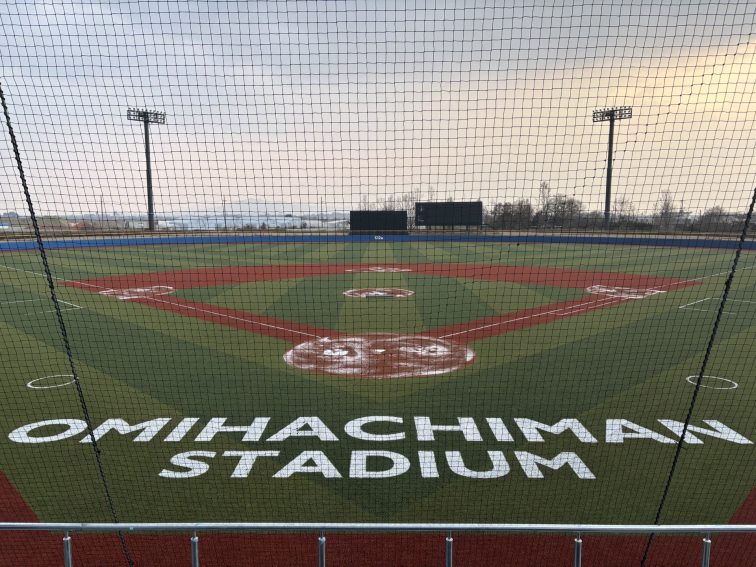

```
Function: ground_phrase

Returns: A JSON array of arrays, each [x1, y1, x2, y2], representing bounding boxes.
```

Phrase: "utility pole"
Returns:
[[127, 108, 166, 231], [592, 106, 632, 229]]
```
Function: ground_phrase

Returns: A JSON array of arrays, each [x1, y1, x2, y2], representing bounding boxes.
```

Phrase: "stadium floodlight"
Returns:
[[127, 108, 166, 231], [592, 106, 632, 228]]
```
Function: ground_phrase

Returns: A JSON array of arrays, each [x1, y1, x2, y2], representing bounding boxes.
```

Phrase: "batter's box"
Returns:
[[587, 285, 665, 299]]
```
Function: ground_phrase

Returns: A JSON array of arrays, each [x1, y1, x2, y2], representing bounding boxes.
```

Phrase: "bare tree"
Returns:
[[537, 181, 552, 226], [490, 200, 533, 229], [549, 195, 583, 227], [612, 196, 635, 224], [655, 191, 676, 231]]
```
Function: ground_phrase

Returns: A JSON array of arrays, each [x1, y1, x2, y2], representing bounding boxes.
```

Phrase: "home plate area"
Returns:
[[283, 334, 475, 378]]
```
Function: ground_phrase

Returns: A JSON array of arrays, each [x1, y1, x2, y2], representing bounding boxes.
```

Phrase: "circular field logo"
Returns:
[[283, 334, 475, 379], [343, 288, 415, 298]]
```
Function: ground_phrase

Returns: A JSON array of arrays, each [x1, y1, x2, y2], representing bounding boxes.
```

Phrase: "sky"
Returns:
[[1, 0, 755, 217]]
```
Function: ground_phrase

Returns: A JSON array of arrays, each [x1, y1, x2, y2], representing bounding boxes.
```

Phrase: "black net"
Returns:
[[1, 2, 754, 566]]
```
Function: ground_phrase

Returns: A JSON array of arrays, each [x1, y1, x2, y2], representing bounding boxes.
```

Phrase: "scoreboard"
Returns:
[[349, 211, 408, 234], [415, 201, 483, 227]]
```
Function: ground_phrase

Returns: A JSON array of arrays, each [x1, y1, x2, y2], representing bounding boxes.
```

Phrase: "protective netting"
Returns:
[[1, 1, 755, 565]]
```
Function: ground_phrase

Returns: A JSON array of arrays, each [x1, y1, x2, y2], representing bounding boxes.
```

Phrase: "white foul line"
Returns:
[[439, 296, 625, 339], [142, 296, 323, 340], [0, 298, 46, 305], [650, 263, 756, 291], [679, 297, 741, 315], [43, 301, 82, 313], [679, 298, 713, 309], [0, 263, 106, 289]]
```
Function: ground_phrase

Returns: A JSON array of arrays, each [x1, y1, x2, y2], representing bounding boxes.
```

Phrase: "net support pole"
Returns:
[[701, 533, 711, 567], [191, 531, 199, 567], [445, 531, 453, 567], [63, 531, 73, 567], [574, 532, 582, 567], [318, 531, 326, 567]]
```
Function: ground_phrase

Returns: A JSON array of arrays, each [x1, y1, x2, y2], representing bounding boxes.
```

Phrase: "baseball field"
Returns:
[[0, 235, 754, 565]]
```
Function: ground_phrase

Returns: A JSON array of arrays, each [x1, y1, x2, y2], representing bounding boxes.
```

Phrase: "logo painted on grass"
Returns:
[[343, 288, 415, 298], [344, 266, 413, 273], [283, 334, 475, 378], [99, 286, 175, 300], [586, 285, 664, 299]]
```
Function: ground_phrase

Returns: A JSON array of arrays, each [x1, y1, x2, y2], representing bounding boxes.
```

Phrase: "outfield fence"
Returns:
[[1, 522, 754, 567]]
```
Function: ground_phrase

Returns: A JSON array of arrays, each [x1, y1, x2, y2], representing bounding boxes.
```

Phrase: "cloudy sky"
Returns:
[[1, 0, 754, 216]]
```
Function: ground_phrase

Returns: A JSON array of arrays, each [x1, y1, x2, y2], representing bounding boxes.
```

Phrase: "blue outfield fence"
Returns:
[[1, 232, 755, 253]]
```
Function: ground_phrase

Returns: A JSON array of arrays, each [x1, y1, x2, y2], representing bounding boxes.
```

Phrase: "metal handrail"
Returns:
[[0, 522, 753, 533], [0, 522, 752, 567]]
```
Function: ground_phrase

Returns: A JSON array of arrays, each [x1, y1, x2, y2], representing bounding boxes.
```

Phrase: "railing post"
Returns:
[[445, 531, 453, 567], [63, 531, 73, 567], [701, 533, 711, 567], [574, 532, 582, 567], [318, 531, 326, 567], [191, 531, 200, 567]]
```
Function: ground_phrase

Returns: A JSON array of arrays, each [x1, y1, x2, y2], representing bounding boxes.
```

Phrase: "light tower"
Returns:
[[127, 108, 166, 231], [592, 106, 632, 228]]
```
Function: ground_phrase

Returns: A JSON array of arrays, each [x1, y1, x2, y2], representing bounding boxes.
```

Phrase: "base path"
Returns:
[[64, 263, 699, 352], [64, 263, 696, 292], [429, 295, 627, 342], [131, 296, 334, 343]]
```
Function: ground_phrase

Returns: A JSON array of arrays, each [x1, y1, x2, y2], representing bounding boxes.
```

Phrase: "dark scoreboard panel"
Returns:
[[415, 201, 483, 227], [349, 210, 408, 233]]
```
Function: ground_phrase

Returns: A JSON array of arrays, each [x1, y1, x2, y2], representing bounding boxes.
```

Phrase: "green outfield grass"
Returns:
[[0, 240, 754, 525]]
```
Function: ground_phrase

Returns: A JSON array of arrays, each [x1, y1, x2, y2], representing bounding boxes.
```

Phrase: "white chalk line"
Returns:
[[0, 263, 106, 289], [142, 296, 323, 340], [0, 296, 82, 314], [0, 298, 46, 305], [43, 301, 82, 314], [439, 296, 625, 339], [4, 260, 753, 340], [678, 296, 756, 316], [679, 298, 713, 309], [1, 262, 320, 339], [650, 263, 756, 291]]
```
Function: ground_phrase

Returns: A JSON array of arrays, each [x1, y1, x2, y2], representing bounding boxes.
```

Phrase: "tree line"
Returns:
[[358, 182, 747, 234], [488, 183, 747, 233]]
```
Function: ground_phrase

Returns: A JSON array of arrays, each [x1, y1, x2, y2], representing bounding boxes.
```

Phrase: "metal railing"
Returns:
[[0, 522, 754, 567]]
